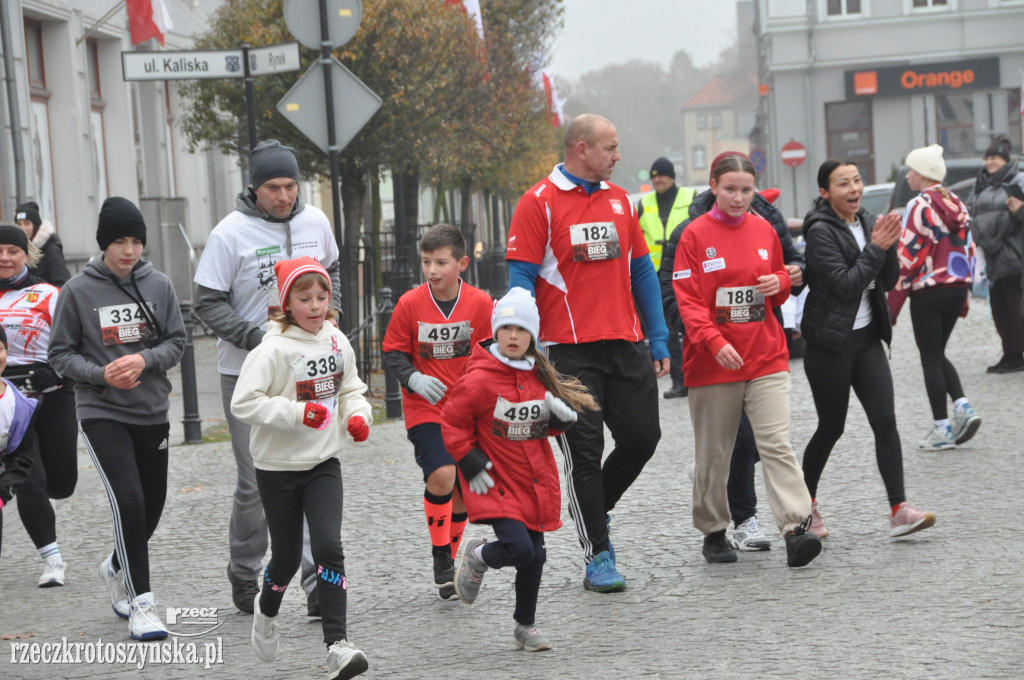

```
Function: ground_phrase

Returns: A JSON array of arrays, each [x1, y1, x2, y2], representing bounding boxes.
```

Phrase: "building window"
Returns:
[[693, 146, 707, 170], [87, 40, 109, 201], [937, 90, 1022, 156], [827, 0, 862, 14], [23, 20, 56, 225], [697, 114, 707, 130], [712, 113, 723, 129], [913, 0, 947, 5], [825, 100, 875, 184]]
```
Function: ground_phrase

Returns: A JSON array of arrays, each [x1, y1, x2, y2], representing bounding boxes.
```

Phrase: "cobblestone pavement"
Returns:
[[2, 300, 1022, 679]]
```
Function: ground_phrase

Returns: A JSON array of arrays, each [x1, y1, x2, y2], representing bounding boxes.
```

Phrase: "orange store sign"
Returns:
[[845, 58, 998, 98]]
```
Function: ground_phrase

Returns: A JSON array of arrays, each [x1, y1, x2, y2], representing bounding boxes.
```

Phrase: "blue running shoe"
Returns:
[[583, 550, 626, 593]]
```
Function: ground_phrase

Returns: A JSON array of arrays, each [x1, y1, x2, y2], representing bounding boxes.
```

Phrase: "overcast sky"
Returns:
[[547, 0, 740, 82]]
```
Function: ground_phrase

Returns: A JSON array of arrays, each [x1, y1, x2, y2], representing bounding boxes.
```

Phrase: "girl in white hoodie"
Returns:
[[231, 257, 371, 680]]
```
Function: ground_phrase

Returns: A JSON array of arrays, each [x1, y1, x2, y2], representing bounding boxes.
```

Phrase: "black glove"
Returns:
[[26, 365, 62, 393]]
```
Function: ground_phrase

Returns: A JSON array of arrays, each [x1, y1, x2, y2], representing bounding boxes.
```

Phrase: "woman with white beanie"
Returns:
[[889, 144, 981, 451]]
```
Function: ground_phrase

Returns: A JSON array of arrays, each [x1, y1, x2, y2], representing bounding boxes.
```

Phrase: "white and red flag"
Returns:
[[126, 0, 173, 46], [445, 0, 484, 42]]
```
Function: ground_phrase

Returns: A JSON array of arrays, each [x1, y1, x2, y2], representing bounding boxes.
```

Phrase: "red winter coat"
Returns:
[[440, 343, 563, 532]]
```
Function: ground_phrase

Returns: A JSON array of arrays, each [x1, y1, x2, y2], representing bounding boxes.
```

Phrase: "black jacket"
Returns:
[[31, 232, 71, 287], [658, 189, 804, 328], [799, 202, 899, 352]]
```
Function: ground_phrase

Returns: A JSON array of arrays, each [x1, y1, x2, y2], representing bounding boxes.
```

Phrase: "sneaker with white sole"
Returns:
[[951, 404, 981, 445], [730, 516, 771, 551], [514, 622, 552, 652], [454, 538, 489, 604], [38, 558, 65, 588], [432, 545, 455, 601], [890, 501, 936, 538], [809, 500, 829, 538], [97, 555, 130, 618], [128, 592, 168, 641], [918, 424, 955, 451], [251, 593, 279, 661], [326, 639, 368, 679]]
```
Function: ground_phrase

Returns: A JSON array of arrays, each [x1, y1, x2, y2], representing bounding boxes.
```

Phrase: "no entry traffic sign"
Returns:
[[781, 140, 807, 168]]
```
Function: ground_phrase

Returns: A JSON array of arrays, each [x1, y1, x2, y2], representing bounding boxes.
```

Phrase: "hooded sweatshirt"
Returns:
[[193, 190, 341, 376], [48, 254, 185, 424], [231, 319, 372, 471]]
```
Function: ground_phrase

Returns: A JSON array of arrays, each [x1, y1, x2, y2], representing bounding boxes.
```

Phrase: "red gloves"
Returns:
[[347, 415, 369, 442], [303, 402, 331, 430]]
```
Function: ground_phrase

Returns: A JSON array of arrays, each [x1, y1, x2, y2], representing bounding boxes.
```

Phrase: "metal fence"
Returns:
[[342, 223, 508, 395]]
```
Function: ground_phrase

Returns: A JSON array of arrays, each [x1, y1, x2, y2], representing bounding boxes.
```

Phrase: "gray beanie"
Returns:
[[250, 139, 300, 189], [492, 287, 540, 343]]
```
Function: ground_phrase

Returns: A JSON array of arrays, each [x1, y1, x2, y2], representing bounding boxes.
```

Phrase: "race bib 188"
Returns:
[[570, 222, 621, 262], [714, 286, 766, 324]]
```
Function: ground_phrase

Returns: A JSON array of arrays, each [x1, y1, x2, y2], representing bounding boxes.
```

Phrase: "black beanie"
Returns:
[[97, 197, 147, 251], [985, 134, 1012, 162], [250, 139, 300, 189], [0, 223, 29, 253], [14, 201, 41, 229], [650, 157, 675, 180]]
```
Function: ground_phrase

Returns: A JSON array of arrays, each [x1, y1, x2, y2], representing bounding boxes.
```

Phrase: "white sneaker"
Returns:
[[951, 404, 981, 445], [251, 594, 279, 662], [730, 516, 771, 551], [38, 558, 65, 588], [918, 424, 955, 451], [326, 639, 368, 679], [128, 592, 168, 641], [97, 555, 130, 619]]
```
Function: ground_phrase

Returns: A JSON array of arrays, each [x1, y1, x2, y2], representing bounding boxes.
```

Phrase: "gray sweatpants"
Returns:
[[221, 373, 316, 594]]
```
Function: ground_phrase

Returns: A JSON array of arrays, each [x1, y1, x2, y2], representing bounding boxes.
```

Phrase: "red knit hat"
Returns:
[[273, 256, 330, 307]]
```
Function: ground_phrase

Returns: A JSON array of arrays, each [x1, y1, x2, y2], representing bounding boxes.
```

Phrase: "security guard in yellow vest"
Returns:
[[637, 157, 695, 398], [637, 157, 696, 270]]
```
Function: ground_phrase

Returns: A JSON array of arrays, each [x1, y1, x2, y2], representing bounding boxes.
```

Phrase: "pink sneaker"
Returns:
[[889, 501, 936, 538], [809, 500, 828, 538]]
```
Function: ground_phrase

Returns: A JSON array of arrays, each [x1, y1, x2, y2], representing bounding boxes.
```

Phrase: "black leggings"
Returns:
[[728, 412, 760, 526], [256, 458, 347, 645], [480, 519, 546, 627], [802, 325, 906, 507], [15, 385, 79, 548], [909, 286, 967, 420], [989, 275, 1024, 356], [81, 419, 169, 600]]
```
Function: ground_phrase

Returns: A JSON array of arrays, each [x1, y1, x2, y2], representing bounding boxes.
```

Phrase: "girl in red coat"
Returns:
[[441, 287, 596, 652]]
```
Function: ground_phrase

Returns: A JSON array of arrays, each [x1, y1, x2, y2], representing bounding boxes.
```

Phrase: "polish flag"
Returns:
[[445, 0, 484, 42], [527, 62, 564, 127], [127, 0, 174, 46]]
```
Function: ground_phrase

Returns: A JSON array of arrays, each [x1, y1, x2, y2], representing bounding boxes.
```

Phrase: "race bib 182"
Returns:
[[570, 222, 621, 262]]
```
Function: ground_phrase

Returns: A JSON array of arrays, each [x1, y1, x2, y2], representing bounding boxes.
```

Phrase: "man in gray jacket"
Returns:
[[193, 140, 343, 614]]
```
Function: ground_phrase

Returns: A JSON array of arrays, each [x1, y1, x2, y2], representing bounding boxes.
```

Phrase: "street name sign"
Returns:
[[247, 42, 302, 76], [122, 49, 244, 80]]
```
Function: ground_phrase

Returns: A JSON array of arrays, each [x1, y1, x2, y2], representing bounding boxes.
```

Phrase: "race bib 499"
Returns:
[[490, 396, 549, 440]]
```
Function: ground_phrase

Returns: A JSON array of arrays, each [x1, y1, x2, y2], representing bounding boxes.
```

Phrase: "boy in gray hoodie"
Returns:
[[49, 197, 185, 641]]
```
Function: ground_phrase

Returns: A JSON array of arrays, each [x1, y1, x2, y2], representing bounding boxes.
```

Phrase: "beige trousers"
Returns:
[[688, 371, 811, 536]]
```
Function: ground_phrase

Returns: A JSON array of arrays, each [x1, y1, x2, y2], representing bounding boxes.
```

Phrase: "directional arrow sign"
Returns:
[[247, 42, 301, 76], [277, 58, 382, 155]]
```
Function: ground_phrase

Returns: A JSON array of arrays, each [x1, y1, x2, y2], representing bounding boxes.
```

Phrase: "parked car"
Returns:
[[889, 157, 986, 213], [861, 182, 895, 216]]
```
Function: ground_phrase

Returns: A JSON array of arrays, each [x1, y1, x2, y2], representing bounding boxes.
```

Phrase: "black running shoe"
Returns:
[[702, 530, 738, 563], [227, 563, 259, 614]]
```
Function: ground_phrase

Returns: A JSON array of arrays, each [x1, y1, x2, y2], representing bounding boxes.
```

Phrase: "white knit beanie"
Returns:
[[491, 287, 540, 342], [906, 144, 946, 183]]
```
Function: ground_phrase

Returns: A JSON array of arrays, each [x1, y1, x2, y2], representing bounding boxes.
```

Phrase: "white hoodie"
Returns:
[[231, 319, 371, 471]]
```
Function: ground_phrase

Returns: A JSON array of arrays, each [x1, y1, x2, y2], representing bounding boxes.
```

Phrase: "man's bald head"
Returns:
[[562, 114, 620, 183], [564, 114, 614, 152]]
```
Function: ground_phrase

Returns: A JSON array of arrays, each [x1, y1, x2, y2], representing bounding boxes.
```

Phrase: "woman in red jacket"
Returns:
[[672, 154, 820, 568], [441, 287, 596, 652]]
